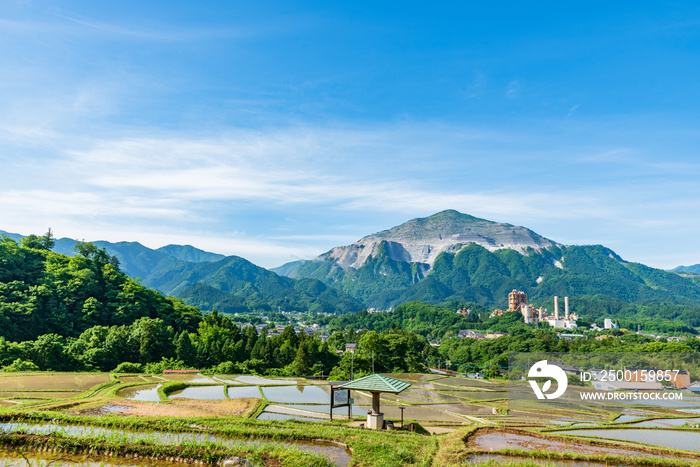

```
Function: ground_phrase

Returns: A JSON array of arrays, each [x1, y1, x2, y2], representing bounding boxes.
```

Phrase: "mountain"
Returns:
[[141, 254, 362, 315], [7, 211, 700, 322], [0, 229, 361, 316], [274, 210, 700, 313], [671, 265, 700, 274], [282, 210, 558, 275], [156, 244, 225, 263]]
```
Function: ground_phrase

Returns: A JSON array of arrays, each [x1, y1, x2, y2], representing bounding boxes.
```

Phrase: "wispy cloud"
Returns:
[[506, 80, 520, 100], [3, 122, 700, 267], [567, 104, 580, 117]]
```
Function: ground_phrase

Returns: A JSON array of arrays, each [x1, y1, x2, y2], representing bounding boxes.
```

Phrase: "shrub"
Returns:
[[113, 362, 144, 373], [1, 358, 40, 372]]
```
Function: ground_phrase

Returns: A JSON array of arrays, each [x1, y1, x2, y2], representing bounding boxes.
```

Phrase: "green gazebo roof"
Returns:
[[338, 374, 412, 394]]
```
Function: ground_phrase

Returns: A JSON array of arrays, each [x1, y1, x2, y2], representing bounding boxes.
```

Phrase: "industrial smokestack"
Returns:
[[565, 297, 570, 320], [554, 296, 559, 320]]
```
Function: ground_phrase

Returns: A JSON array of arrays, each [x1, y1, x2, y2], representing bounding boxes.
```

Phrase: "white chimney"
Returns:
[[554, 296, 559, 321], [565, 297, 570, 320]]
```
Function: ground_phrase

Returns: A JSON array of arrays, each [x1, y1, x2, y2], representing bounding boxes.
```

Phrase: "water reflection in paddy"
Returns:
[[615, 415, 645, 423], [118, 385, 161, 402], [161, 374, 214, 383], [227, 386, 263, 399], [234, 375, 295, 385], [632, 417, 700, 427], [280, 404, 370, 416], [168, 385, 226, 400], [212, 375, 238, 384], [262, 385, 330, 404], [557, 428, 700, 452]]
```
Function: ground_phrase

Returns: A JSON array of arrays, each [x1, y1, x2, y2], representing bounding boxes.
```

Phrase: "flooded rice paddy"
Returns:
[[168, 385, 226, 400], [226, 385, 263, 399], [0, 374, 110, 391], [629, 417, 700, 427], [463, 454, 626, 466], [469, 429, 676, 459], [117, 385, 161, 402], [0, 422, 351, 467], [261, 385, 330, 404], [275, 404, 369, 416], [0, 451, 178, 467], [554, 428, 700, 452], [160, 374, 215, 384], [233, 375, 296, 385]]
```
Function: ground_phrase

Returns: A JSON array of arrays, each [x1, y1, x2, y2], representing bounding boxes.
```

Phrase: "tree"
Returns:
[[21, 229, 54, 251], [130, 317, 174, 364], [176, 331, 198, 367], [31, 334, 71, 371]]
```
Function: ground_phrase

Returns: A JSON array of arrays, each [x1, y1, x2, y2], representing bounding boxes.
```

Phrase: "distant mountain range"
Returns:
[[0, 230, 361, 316], [670, 265, 700, 274], [4, 209, 700, 318]]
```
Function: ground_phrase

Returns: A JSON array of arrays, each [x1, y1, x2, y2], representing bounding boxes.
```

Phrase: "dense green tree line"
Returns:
[[437, 326, 700, 374], [0, 234, 434, 376], [324, 299, 700, 341], [323, 301, 492, 340], [0, 310, 434, 378], [0, 310, 339, 375]]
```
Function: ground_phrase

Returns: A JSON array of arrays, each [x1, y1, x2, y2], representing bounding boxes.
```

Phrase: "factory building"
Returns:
[[508, 290, 528, 311], [517, 294, 578, 330]]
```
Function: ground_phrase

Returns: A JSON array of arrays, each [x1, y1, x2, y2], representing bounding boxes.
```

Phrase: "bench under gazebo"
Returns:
[[339, 374, 411, 429]]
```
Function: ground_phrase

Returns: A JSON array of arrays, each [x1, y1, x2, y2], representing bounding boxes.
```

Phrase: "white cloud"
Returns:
[[4, 123, 700, 269]]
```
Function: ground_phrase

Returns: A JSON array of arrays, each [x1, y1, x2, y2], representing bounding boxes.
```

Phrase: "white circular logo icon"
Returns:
[[527, 360, 568, 400]]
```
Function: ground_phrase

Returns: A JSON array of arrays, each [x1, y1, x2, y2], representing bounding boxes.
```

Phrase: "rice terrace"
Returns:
[[2, 369, 700, 466]]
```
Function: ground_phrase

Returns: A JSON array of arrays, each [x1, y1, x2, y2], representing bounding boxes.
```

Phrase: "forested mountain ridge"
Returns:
[[0, 230, 362, 316]]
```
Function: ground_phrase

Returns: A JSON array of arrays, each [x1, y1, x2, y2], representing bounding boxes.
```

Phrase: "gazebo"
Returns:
[[339, 374, 411, 429]]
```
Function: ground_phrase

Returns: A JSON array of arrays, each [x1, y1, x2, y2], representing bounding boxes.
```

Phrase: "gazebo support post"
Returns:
[[367, 391, 384, 429]]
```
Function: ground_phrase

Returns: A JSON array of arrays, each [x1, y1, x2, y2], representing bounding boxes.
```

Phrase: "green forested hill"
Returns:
[[0, 236, 202, 342]]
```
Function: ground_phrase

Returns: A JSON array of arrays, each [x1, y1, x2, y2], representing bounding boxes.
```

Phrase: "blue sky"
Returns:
[[2, 1, 700, 269]]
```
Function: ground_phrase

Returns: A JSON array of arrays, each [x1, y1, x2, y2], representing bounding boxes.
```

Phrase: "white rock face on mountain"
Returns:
[[324, 210, 561, 271]]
